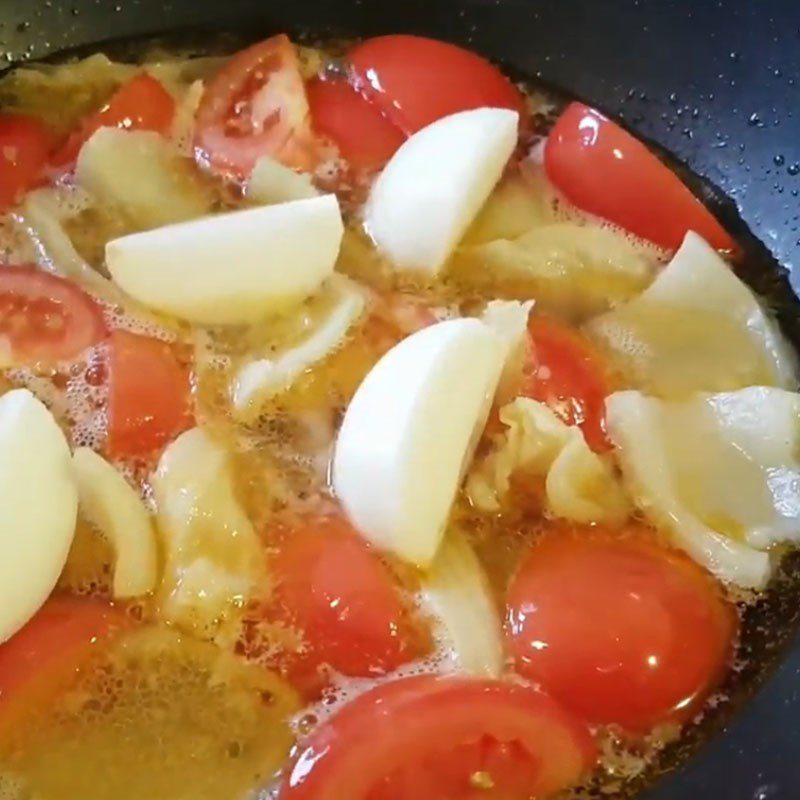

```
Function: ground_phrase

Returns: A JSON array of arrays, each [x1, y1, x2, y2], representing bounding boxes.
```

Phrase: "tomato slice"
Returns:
[[0, 596, 128, 723], [51, 73, 175, 168], [348, 35, 525, 136], [265, 518, 422, 689], [544, 102, 735, 251], [0, 266, 107, 365], [106, 330, 193, 459], [195, 34, 318, 179], [0, 113, 54, 210], [505, 526, 737, 733], [306, 76, 405, 171], [281, 674, 595, 800], [523, 316, 611, 452]]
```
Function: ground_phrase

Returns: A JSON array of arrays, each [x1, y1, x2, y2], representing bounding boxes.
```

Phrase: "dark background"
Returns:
[[1, 1, 799, 797]]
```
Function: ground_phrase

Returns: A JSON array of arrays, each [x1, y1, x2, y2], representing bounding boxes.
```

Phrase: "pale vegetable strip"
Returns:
[[76, 128, 213, 228], [232, 275, 366, 418], [606, 390, 775, 589], [15, 187, 108, 290], [456, 222, 657, 318], [421, 529, 503, 678], [151, 427, 264, 633], [15, 187, 184, 335], [246, 155, 319, 205], [467, 396, 629, 525], [72, 447, 158, 598], [588, 232, 797, 397], [480, 299, 533, 404]]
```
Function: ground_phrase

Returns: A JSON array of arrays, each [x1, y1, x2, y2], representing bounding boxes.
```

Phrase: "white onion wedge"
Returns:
[[333, 318, 506, 566], [72, 447, 158, 598], [365, 107, 518, 275], [106, 195, 343, 325], [421, 529, 503, 677], [0, 390, 77, 642]]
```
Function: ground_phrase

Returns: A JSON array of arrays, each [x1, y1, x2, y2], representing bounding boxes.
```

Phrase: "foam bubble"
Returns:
[[170, 79, 204, 157], [548, 179, 669, 263], [2, 628, 298, 800], [47, 183, 94, 218], [0, 773, 27, 800], [7, 343, 106, 449], [313, 153, 348, 186], [99, 297, 179, 343], [520, 160, 669, 265], [0, 216, 37, 265], [589, 316, 654, 375], [6, 367, 66, 416], [5, 334, 161, 502], [292, 643, 458, 735]]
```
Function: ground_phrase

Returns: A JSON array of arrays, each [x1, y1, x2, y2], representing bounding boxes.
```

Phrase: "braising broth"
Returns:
[[0, 32, 796, 800]]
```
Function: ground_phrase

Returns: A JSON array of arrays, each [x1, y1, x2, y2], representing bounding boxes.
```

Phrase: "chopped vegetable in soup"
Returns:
[[0, 31, 796, 800]]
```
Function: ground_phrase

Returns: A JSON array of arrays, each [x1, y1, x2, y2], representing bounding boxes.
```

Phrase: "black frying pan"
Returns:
[[1, 0, 799, 797]]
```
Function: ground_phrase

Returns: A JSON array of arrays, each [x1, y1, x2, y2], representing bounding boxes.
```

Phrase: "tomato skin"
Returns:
[[0, 113, 54, 209], [306, 77, 405, 171], [348, 35, 525, 135], [106, 330, 193, 459], [0, 266, 107, 364], [195, 34, 318, 179], [281, 674, 595, 800], [267, 518, 420, 686], [545, 102, 735, 251], [506, 527, 737, 733], [51, 73, 175, 167], [0, 596, 128, 721], [524, 316, 611, 452]]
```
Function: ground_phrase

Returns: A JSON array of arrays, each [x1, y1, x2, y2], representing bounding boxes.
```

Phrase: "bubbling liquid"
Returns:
[[0, 629, 299, 800], [0, 35, 792, 800]]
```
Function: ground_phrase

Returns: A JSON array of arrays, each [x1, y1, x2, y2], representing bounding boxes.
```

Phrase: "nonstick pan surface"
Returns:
[[1, 1, 799, 798]]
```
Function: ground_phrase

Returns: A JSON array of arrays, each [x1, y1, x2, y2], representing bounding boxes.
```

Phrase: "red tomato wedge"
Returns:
[[51, 73, 175, 168], [0, 266, 107, 364], [0, 596, 128, 723], [195, 34, 319, 178], [267, 518, 421, 687], [348, 35, 525, 135], [544, 102, 735, 251], [524, 316, 612, 452], [106, 330, 193, 459], [506, 527, 737, 733], [306, 77, 405, 171], [0, 113, 54, 209], [281, 674, 595, 800]]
